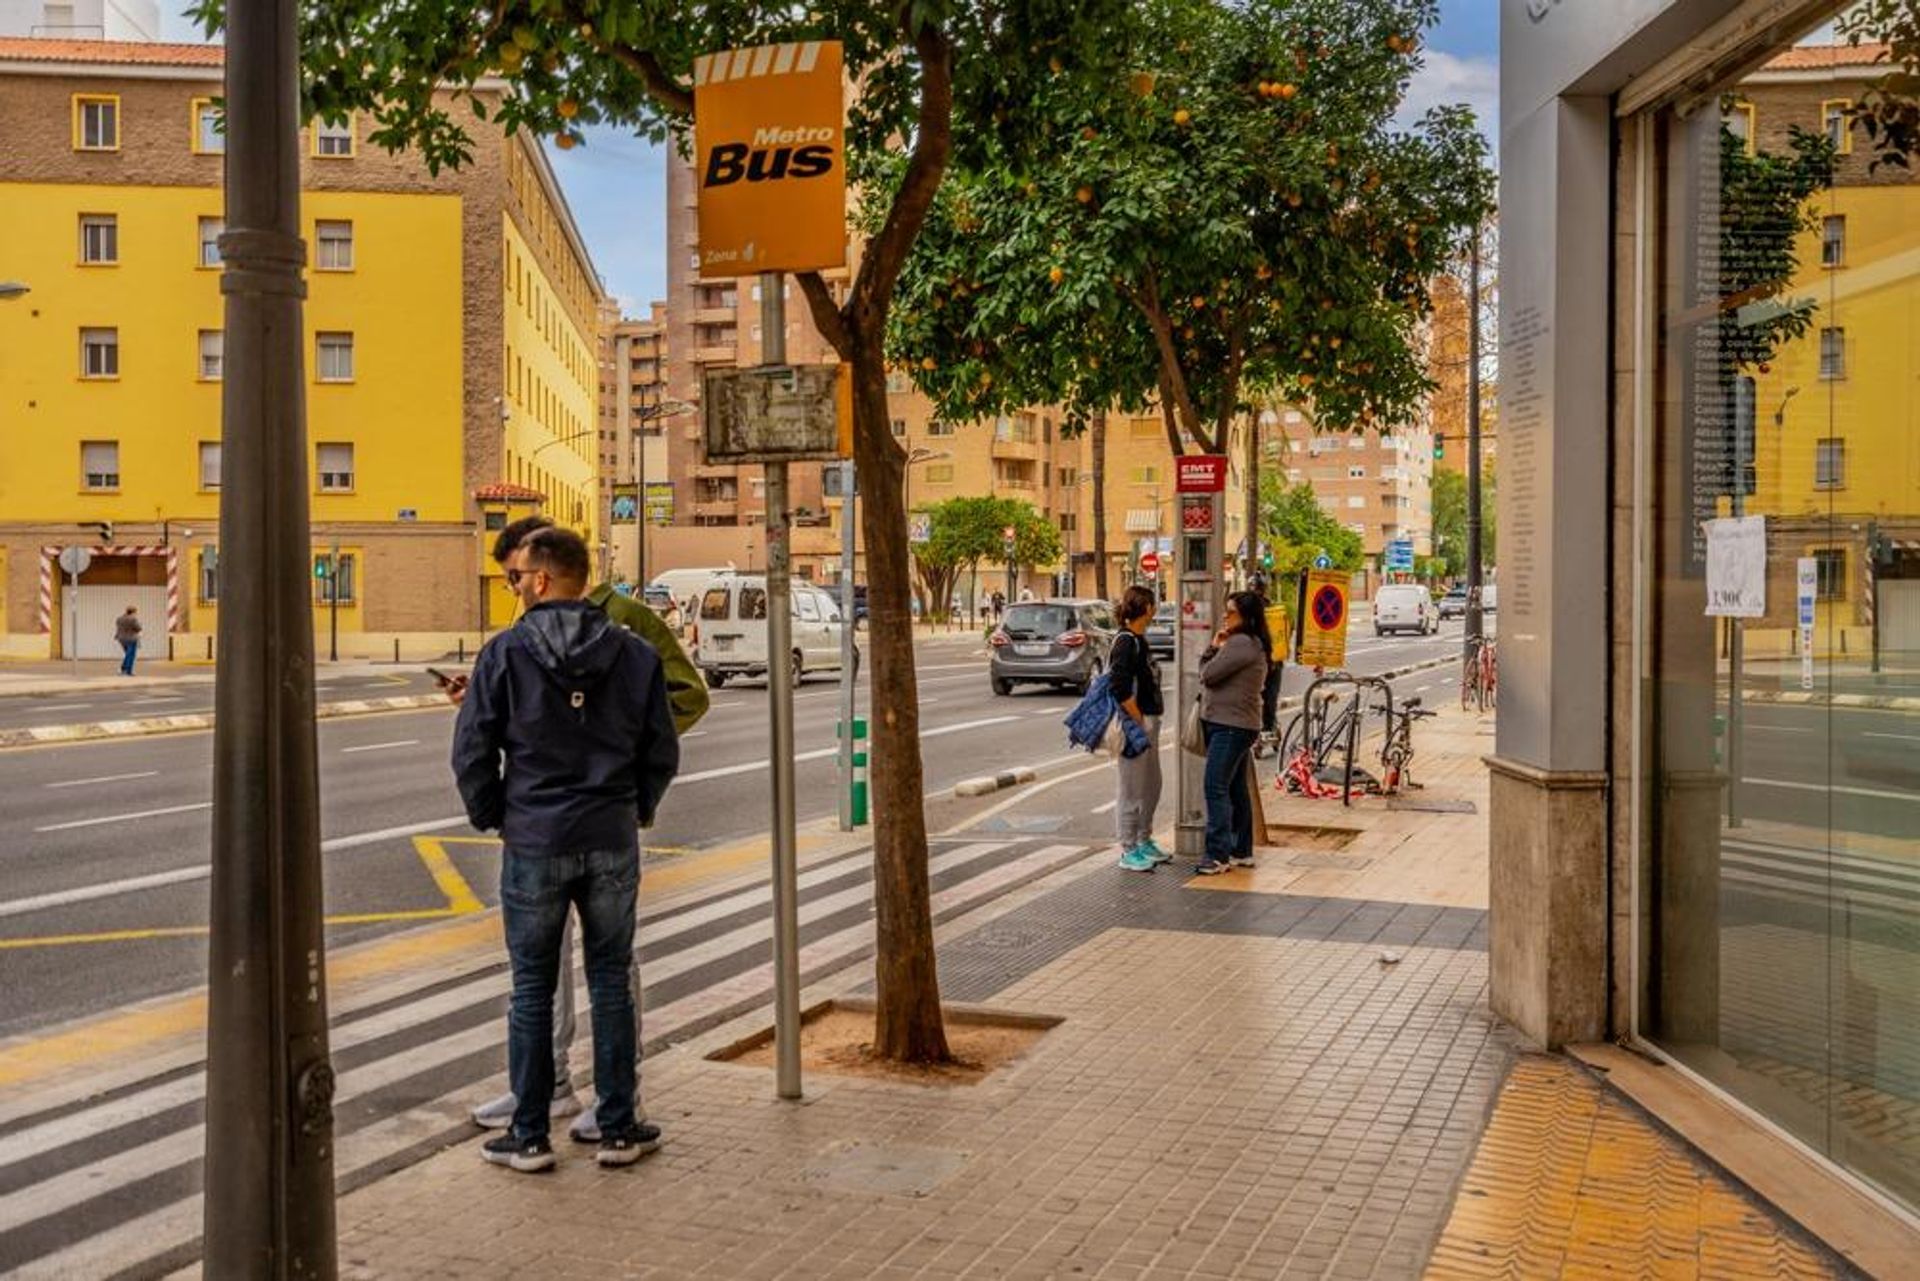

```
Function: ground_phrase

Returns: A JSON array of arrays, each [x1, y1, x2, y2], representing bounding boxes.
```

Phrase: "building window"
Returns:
[[315, 219, 353, 270], [1814, 437, 1845, 490], [1819, 327, 1846, 380], [191, 97, 223, 154], [925, 464, 955, 484], [316, 442, 354, 492], [1822, 99, 1853, 154], [82, 439, 119, 490], [316, 332, 355, 382], [1347, 496, 1366, 509], [197, 329, 224, 380], [313, 552, 357, 603], [198, 216, 224, 267], [890, 418, 907, 438], [1129, 466, 1159, 484], [80, 327, 118, 378], [1722, 100, 1755, 154], [198, 548, 219, 603], [1821, 215, 1845, 268], [927, 420, 956, 437], [198, 441, 222, 490], [73, 94, 119, 151], [1129, 417, 1160, 439], [885, 371, 911, 394], [78, 213, 117, 264], [312, 115, 354, 157], [1814, 548, 1845, 602], [1348, 465, 1366, 479]]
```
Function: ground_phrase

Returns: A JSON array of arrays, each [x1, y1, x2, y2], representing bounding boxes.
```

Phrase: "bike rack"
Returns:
[[1278, 672, 1423, 806]]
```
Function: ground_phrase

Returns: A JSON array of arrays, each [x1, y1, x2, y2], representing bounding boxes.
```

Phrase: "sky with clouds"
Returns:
[[160, 2, 1499, 318]]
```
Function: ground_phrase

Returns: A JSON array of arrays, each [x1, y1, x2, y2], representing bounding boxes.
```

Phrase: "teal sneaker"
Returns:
[[1140, 838, 1174, 865], [1117, 845, 1158, 873]]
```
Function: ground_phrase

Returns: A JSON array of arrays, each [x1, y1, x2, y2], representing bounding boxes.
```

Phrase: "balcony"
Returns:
[[691, 461, 739, 480], [694, 306, 736, 325], [690, 498, 741, 519], [990, 438, 1042, 462], [692, 345, 739, 364]]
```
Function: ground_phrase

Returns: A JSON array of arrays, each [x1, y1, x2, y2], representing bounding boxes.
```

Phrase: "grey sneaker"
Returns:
[[568, 1109, 601, 1144], [471, 1087, 583, 1131], [1229, 853, 1256, 868]]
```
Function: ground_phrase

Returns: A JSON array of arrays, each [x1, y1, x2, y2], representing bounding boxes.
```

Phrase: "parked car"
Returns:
[[1144, 603, 1178, 658], [1437, 584, 1469, 620], [1373, 583, 1439, 636], [988, 599, 1119, 696], [691, 574, 858, 688]]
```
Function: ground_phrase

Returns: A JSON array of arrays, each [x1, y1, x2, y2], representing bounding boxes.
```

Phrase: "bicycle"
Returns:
[[1461, 636, 1498, 712], [1379, 696, 1437, 792], [1278, 674, 1395, 802]]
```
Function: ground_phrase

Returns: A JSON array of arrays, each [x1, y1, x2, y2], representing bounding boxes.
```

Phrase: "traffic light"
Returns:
[[1261, 547, 1274, 570], [91, 521, 113, 543], [313, 554, 331, 580], [1433, 433, 1445, 460]]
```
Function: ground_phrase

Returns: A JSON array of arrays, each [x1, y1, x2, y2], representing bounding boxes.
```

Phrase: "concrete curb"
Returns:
[[953, 767, 1039, 798], [1735, 688, 1920, 713], [0, 693, 449, 749]]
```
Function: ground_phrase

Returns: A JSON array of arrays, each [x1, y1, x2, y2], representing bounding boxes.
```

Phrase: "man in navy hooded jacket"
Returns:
[[453, 526, 679, 1173]]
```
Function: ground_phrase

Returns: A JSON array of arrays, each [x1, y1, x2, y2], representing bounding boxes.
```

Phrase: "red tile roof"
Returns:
[[1766, 43, 1891, 72], [472, 484, 548, 503], [0, 37, 224, 66]]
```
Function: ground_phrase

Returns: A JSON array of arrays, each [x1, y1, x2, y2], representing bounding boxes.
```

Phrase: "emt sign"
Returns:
[[693, 41, 848, 276]]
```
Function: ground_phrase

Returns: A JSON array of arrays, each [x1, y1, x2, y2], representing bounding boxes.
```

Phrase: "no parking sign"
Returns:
[[1297, 568, 1349, 668]]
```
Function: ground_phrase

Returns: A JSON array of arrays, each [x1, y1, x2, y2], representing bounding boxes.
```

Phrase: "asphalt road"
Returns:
[[0, 629, 1459, 1039], [1727, 699, 1920, 840]]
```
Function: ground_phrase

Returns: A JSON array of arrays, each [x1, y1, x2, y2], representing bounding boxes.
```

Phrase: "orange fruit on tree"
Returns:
[[1278, 83, 1297, 100], [1173, 108, 1191, 126], [1049, 266, 1065, 285], [1075, 186, 1094, 204], [1081, 126, 1098, 141], [557, 98, 579, 119], [555, 132, 577, 150], [921, 356, 937, 370]]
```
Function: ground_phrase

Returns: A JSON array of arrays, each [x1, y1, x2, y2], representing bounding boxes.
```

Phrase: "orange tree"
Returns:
[[191, 0, 1131, 1063], [890, 0, 1492, 570]]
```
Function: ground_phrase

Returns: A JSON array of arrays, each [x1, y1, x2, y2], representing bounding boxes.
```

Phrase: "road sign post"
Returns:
[[1173, 456, 1228, 858], [1298, 569, 1351, 669], [838, 459, 857, 833], [57, 545, 92, 672]]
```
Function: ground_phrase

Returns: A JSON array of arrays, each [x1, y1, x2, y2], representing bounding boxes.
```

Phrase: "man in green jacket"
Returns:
[[456, 513, 708, 1138]]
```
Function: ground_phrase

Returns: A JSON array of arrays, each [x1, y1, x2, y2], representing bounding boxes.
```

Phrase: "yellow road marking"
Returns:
[[0, 827, 827, 1089], [412, 835, 485, 914]]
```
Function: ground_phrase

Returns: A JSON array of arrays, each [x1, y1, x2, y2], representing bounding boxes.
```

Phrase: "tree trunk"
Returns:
[[847, 339, 951, 1063], [1243, 409, 1261, 583], [1091, 410, 1109, 600]]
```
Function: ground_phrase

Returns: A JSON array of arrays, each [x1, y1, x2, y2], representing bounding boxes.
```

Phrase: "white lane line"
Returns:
[[1864, 732, 1920, 743], [676, 715, 1022, 785], [1750, 725, 1814, 734], [130, 695, 186, 705], [0, 865, 210, 920], [1745, 777, 1920, 804], [339, 739, 420, 754], [920, 697, 944, 706], [44, 770, 159, 789], [33, 801, 212, 833], [1092, 800, 1117, 815], [682, 729, 709, 739], [31, 703, 91, 713]]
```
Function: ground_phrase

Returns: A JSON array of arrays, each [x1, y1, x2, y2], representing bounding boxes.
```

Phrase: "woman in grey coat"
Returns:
[[1195, 591, 1273, 874]]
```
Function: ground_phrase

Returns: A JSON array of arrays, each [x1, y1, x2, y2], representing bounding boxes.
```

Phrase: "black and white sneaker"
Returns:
[[596, 1123, 663, 1168], [481, 1133, 556, 1173]]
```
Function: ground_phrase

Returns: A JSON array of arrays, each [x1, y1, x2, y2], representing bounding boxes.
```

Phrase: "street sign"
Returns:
[[702, 364, 848, 462], [1797, 557, 1817, 690], [1386, 538, 1414, 572], [1313, 553, 1333, 570], [1139, 551, 1161, 575], [908, 512, 932, 544], [1297, 568, 1350, 668], [1180, 496, 1214, 533], [57, 546, 93, 577], [1175, 454, 1229, 493], [693, 41, 847, 276]]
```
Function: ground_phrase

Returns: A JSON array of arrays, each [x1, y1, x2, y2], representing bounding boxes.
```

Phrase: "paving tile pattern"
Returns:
[[1424, 1056, 1853, 1281], [333, 927, 1515, 1280]]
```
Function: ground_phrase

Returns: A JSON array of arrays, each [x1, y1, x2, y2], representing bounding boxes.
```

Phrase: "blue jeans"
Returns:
[[501, 846, 639, 1141], [119, 638, 137, 675], [1201, 721, 1257, 865]]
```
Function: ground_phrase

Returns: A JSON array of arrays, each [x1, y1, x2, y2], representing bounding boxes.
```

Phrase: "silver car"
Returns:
[[989, 599, 1119, 696]]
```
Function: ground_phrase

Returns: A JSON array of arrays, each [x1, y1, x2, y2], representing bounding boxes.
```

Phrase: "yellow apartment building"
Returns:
[[0, 37, 605, 658]]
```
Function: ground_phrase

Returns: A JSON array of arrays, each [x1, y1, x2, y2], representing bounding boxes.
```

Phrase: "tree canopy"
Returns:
[[1258, 476, 1364, 579], [911, 495, 1063, 617]]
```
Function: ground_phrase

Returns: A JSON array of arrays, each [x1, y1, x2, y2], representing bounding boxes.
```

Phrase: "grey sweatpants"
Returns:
[[1114, 715, 1163, 849]]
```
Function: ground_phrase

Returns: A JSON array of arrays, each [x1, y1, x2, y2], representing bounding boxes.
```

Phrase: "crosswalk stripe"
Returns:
[[0, 838, 1093, 1277]]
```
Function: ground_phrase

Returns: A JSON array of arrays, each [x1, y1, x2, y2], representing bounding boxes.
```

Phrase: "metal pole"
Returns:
[[837, 459, 856, 832], [760, 271, 802, 1100], [1464, 227, 1485, 656], [1727, 400, 1746, 828], [202, 0, 337, 1267], [329, 539, 340, 663], [66, 570, 79, 677]]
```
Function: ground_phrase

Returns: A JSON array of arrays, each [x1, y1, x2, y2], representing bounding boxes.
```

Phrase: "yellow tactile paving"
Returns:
[[1426, 1056, 1842, 1280]]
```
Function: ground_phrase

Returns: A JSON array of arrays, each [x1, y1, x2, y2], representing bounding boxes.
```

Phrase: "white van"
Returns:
[[692, 575, 858, 687], [1373, 583, 1438, 636], [648, 566, 734, 620]]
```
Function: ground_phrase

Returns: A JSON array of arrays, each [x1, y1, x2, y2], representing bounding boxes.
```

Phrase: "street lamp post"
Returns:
[[201, 0, 338, 1270]]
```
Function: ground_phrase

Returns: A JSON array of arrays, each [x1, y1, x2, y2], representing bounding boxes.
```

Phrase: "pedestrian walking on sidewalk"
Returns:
[[448, 515, 707, 1144], [1195, 592, 1271, 875], [114, 606, 141, 676], [1110, 585, 1169, 873], [452, 527, 680, 1173]]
